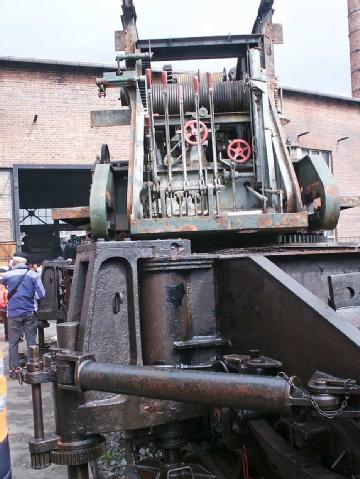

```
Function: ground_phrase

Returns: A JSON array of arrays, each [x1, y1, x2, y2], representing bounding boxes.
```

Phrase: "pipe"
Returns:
[[78, 362, 292, 414], [179, 85, 189, 204], [207, 72, 220, 215], [246, 184, 268, 211], [31, 384, 44, 440]]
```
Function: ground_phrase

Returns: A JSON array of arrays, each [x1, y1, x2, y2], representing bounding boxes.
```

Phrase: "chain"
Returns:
[[279, 372, 358, 420]]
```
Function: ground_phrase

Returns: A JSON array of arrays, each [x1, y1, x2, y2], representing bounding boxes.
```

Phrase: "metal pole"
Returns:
[[163, 71, 172, 180], [179, 85, 189, 216], [163, 71, 173, 217], [193, 76, 206, 214], [79, 362, 292, 414], [207, 72, 220, 215], [145, 68, 158, 217], [31, 384, 44, 440]]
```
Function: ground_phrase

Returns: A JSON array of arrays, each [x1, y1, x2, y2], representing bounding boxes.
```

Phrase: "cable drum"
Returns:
[[152, 79, 250, 115]]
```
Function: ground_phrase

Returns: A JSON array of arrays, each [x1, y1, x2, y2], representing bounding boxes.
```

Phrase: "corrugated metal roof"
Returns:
[[0, 56, 359, 106], [0, 56, 117, 71], [282, 86, 360, 105]]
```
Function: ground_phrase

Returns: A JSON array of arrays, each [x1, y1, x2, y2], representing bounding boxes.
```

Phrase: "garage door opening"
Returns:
[[14, 165, 92, 262]]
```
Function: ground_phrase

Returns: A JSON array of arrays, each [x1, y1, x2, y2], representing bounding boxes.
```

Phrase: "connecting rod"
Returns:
[[78, 362, 292, 414]]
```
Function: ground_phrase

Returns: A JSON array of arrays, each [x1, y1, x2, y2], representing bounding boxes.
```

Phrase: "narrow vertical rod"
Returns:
[[31, 384, 44, 440], [145, 69, 157, 180], [207, 72, 220, 215], [194, 76, 206, 215], [179, 85, 189, 216], [193, 76, 203, 181], [145, 68, 158, 217], [163, 71, 172, 184], [179, 85, 188, 187]]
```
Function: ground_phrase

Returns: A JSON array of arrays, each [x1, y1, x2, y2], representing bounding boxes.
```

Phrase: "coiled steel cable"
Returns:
[[152, 79, 249, 114]]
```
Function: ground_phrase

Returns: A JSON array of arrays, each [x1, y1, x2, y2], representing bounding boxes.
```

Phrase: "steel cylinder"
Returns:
[[79, 362, 292, 415], [152, 79, 250, 114], [139, 258, 217, 367], [31, 384, 44, 440], [348, 0, 360, 97]]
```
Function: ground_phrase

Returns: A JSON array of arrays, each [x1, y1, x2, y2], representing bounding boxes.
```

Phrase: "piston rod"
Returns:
[[78, 362, 292, 414]]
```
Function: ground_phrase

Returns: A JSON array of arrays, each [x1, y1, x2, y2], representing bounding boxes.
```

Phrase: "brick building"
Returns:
[[0, 57, 359, 255], [0, 57, 129, 253], [282, 87, 360, 241]]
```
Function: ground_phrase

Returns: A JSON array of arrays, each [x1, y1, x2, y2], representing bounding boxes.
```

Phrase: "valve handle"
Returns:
[[184, 120, 209, 146], [227, 139, 252, 163]]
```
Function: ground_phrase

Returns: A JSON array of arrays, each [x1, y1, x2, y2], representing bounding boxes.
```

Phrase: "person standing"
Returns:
[[0, 274, 8, 341], [1, 253, 45, 379]]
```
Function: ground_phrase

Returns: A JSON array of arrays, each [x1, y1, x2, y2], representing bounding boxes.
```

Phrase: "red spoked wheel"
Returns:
[[184, 120, 209, 146], [227, 139, 252, 163]]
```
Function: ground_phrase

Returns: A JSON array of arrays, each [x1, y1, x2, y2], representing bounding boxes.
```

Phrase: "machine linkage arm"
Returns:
[[53, 354, 346, 416], [23, 346, 360, 473]]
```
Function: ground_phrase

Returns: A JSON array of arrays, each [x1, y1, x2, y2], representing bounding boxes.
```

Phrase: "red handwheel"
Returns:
[[184, 120, 209, 146], [227, 139, 252, 163]]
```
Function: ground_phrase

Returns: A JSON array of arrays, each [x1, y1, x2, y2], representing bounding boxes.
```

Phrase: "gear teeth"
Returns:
[[31, 452, 51, 469], [50, 438, 105, 466]]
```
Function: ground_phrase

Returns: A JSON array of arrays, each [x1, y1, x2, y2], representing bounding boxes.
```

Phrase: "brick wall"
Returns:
[[1, 61, 359, 241], [0, 170, 13, 242], [282, 91, 360, 240], [0, 63, 130, 167]]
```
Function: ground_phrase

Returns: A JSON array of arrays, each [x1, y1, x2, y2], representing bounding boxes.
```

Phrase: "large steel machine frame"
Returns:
[[23, 2, 360, 479]]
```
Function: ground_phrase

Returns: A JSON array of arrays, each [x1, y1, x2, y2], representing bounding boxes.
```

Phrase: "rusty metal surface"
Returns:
[[131, 212, 308, 235], [139, 257, 219, 368], [328, 272, 360, 310], [90, 109, 131, 127], [65, 239, 208, 432], [24, 0, 360, 475], [218, 255, 360, 384], [137, 35, 262, 61], [52, 206, 90, 226], [295, 155, 340, 230], [249, 419, 347, 479], [79, 362, 291, 414], [38, 260, 74, 323]]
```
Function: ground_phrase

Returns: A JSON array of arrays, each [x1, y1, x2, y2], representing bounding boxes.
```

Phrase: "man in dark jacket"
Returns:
[[1, 253, 45, 378]]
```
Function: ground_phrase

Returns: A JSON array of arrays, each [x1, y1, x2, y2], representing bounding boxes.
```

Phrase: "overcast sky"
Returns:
[[0, 0, 351, 96]]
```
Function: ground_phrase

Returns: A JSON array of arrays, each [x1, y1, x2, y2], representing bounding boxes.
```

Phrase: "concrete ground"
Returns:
[[0, 321, 93, 479]]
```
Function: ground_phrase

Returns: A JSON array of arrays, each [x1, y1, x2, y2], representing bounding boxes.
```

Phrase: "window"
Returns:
[[19, 208, 54, 226], [300, 149, 331, 170], [289, 147, 332, 172]]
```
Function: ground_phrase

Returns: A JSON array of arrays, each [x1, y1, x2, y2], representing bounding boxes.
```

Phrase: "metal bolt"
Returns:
[[78, 425, 87, 435]]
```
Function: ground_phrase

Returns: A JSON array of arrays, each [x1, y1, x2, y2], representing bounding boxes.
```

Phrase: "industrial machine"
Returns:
[[24, 1, 360, 478]]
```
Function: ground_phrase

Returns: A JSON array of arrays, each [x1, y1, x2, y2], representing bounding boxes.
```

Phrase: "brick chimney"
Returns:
[[348, 0, 360, 97]]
